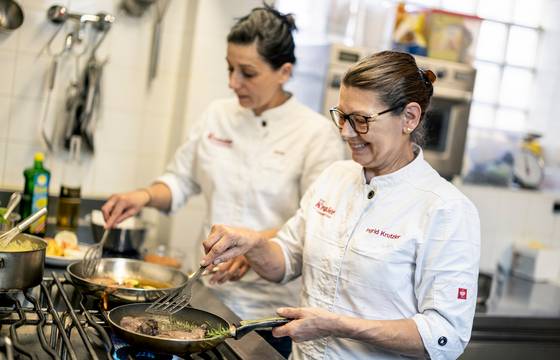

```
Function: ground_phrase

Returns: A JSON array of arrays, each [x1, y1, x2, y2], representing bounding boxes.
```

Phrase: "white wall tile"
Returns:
[[144, 74, 176, 117], [8, 97, 61, 144], [17, 9, 59, 55], [0, 31, 19, 53], [140, 112, 171, 152], [134, 152, 167, 189], [0, 141, 6, 184], [0, 51, 16, 96], [102, 64, 145, 112], [94, 108, 142, 153], [91, 150, 138, 196], [12, 53, 50, 100], [0, 97, 11, 141], [3, 141, 46, 188], [108, 15, 151, 71]]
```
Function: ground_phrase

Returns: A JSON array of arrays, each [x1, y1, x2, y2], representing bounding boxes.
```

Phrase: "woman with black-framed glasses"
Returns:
[[202, 51, 480, 360]]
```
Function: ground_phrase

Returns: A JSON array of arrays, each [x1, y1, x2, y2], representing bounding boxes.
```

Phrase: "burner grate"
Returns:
[[0, 273, 240, 360], [0, 274, 113, 360]]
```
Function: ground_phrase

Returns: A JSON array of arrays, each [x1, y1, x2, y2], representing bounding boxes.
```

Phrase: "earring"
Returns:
[[404, 128, 413, 134]]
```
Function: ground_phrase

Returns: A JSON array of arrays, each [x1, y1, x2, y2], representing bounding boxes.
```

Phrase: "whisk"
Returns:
[[0, 208, 48, 247], [145, 265, 207, 315], [81, 228, 110, 277]]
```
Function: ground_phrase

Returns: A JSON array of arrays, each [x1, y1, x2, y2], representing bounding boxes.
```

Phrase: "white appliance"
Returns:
[[287, 45, 476, 180], [512, 244, 560, 282]]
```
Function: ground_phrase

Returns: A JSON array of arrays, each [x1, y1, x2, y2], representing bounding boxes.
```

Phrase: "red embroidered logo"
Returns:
[[366, 228, 401, 240], [458, 288, 467, 300], [314, 199, 336, 218], [208, 133, 233, 147]]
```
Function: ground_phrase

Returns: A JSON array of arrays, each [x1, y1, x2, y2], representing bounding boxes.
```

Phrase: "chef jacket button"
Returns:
[[367, 190, 375, 199], [438, 336, 447, 346]]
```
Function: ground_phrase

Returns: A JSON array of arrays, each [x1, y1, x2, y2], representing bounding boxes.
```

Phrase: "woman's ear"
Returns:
[[277, 62, 293, 84], [402, 102, 422, 134]]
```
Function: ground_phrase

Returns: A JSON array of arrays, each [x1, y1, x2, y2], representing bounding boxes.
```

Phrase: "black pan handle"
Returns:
[[233, 316, 290, 339]]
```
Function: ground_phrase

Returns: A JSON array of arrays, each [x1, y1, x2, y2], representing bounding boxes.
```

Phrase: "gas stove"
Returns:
[[0, 271, 284, 360]]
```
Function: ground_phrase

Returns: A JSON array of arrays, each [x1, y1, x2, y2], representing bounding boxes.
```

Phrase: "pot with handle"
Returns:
[[106, 303, 289, 355], [0, 233, 46, 290]]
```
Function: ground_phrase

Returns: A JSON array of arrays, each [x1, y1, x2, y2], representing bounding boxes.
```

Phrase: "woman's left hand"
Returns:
[[209, 256, 251, 284], [272, 307, 338, 342]]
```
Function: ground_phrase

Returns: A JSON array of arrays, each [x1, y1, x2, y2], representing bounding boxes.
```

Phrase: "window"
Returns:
[[277, 0, 545, 134]]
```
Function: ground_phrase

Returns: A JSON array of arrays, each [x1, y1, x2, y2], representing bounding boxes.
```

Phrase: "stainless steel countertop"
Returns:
[[473, 269, 560, 338], [476, 270, 560, 318]]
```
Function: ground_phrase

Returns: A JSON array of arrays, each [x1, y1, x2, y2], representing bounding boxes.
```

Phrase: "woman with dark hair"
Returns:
[[101, 5, 344, 356], [202, 51, 480, 359]]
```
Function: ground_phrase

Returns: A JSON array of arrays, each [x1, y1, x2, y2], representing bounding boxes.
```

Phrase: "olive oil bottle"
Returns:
[[21, 152, 51, 237], [56, 136, 82, 230]]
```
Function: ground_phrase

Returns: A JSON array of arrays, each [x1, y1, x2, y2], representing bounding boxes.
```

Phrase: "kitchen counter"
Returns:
[[475, 269, 560, 327], [461, 270, 560, 360]]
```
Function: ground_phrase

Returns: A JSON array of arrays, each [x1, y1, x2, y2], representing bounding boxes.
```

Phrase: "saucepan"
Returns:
[[90, 210, 147, 254], [67, 258, 189, 303], [0, 233, 46, 290], [0, 0, 24, 33], [106, 303, 289, 355]]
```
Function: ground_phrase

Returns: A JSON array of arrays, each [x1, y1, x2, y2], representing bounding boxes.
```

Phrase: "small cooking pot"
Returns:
[[0, 0, 24, 32], [0, 233, 46, 290], [90, 210, 147, 253], [106, 303, 289, 355]]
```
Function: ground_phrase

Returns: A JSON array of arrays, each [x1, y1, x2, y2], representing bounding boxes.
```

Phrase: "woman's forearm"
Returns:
[[329, 316, 425, 358], [245, 228, 286, 282], [145, 182, 173, 212]]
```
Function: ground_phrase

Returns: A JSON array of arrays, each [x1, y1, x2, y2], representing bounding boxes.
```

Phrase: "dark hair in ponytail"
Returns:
[[227, 3, 297, 69]]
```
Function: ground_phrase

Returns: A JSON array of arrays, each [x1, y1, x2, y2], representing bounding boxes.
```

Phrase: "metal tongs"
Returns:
[[0, 208, 48, 247], [145, 265, 207, 315]]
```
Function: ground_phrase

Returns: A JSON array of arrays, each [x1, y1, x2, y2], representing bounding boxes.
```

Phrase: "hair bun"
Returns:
[[424, 69, 437, 84], [284, 14, 297, 32]]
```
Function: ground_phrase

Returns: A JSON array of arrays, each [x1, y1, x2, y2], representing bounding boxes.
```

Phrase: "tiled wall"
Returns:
[[0, 0, 190, 197]]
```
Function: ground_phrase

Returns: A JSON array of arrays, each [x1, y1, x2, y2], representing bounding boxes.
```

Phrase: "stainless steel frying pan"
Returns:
[[67, 258, 189, 303], [106, 303, 289, 355]]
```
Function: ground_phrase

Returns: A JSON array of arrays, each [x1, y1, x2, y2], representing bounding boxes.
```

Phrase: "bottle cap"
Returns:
[[34, 152, 45, 162]]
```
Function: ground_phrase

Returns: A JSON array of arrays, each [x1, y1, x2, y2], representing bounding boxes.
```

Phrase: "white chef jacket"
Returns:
[[157, 96, 345, 319], [272, 147, 480, 360]]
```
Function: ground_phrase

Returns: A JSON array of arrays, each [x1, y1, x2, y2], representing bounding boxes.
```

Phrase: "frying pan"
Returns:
[[106, 303, 289, 355], [67, 258, 189, 303]]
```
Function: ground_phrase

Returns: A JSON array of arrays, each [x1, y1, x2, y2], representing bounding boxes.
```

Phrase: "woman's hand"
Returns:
[[272, 307, 339, 342], [208, 255, 251, 284], [201, 224, 264, 267], [101, 190, 151, 228]]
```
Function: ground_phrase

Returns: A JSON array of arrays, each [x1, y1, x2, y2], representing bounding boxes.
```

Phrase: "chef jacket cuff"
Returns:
[[269, 238, 294, 284], [154, 174, 183, 214], [412, 313, 465, 360]]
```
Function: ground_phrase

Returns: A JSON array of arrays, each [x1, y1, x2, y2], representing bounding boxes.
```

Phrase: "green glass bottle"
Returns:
[[20, 152, 51, 237]]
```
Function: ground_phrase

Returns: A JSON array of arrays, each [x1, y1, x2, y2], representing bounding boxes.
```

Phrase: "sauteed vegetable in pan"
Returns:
[[67, 258, 189, 303]]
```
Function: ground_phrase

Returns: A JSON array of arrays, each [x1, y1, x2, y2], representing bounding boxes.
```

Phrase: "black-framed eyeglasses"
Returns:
[[329, 104, 403, 134]]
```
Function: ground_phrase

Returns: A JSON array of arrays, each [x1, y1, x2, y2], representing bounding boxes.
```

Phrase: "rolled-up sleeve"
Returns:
[[155, 113, 206, 213], [412, 198, 481, 360]]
